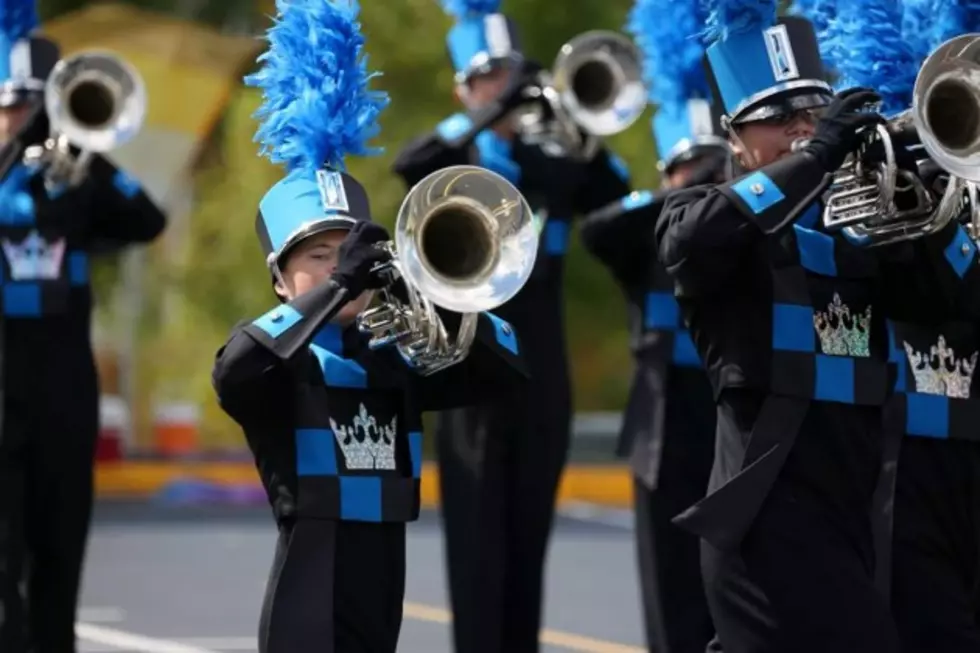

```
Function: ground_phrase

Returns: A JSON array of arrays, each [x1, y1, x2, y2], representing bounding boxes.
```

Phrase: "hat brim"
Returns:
[[732, 88, 832, 125], [273, 217, 358, 268]]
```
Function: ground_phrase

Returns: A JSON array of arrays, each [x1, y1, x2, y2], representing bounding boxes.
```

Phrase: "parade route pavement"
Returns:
[[76, 502, 645, 653]]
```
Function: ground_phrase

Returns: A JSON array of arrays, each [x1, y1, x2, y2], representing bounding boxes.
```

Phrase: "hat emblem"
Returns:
[[764, 25, 799, 82]]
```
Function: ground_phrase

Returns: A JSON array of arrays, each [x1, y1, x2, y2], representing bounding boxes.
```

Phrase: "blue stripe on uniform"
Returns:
[[339, 477, 383, 521], [772, 303, 816, 352], [295, 428, 338, 476], [672, 330, 700, 366], [409, 431, 423, 478], [814, 355, 855, 403], [905, 393, 950, 438], [544, 220, 569, 255], [3, 283, 40, 317], [644, 291, 680, 329], [794, 225, 836, 276]]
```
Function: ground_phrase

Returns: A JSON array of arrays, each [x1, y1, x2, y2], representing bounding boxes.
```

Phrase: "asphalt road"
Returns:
[[76, 503, 645, 653]]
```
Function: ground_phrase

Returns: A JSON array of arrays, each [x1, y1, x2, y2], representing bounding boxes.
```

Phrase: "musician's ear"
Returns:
[[453, 84, 466, 106]]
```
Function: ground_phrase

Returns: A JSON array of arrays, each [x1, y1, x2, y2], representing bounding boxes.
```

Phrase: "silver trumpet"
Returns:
[[820, 33, 980, 246], [356, 165, 538, 376], [515, 30, 646, 159], [24, 50, 146, 192]]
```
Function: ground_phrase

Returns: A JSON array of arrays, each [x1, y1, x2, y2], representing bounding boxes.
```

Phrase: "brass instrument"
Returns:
[[24, 50, 146, 192], [356, 165, 538, 375], [820, 33, 980, 246], [515, 30, 646, 159]]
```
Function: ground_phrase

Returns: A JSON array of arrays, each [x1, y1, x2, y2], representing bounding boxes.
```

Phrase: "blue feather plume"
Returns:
[[626, 0, 709, 109], [789, 0, 836, 68], [932, 0, 980, 49], [704, 0, 776, 41], [440, 0, 500, 20], [246, 0, 390, 176], [0, 0, 38, 42], [823, 0, 918, 114], [902, 0, 939, 61]]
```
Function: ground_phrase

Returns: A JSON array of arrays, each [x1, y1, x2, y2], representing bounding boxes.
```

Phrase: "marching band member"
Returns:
[[213, 1, 528, 651], [0, 2, 166, 651], [579, 0, 728, 651], [654, 0, 980, 647], [826, 0, 980, 648], [392, 2, 631, 651]]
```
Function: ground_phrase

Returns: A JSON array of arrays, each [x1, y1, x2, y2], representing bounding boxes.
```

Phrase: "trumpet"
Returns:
[[515, 30, 646, 159], [820, 33, 980, 246], [356, 165, 538, 375], [23, 50, 146, 192]]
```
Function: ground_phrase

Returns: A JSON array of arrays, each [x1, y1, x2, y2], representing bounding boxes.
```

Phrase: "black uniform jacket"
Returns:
[[0, 155, 165, 413], [580, 189, 715, 488], [212, 279, 529, 524], [654, 150, 978, 551], [393, 113, 630, 447]]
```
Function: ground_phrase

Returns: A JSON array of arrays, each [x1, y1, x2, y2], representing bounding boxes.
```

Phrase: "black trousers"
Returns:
[[259, 519, 407, 653], [890, 437, 980, 652], [703, 399, 901, 653], [633, 411, 715, 653], [436, 377, 571, 653], [0, 372, 99, 653]]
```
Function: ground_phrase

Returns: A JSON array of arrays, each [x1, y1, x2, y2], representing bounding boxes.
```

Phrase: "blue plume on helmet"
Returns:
[[788, 0, 834, 36], [627, 0, 709, 109], [0, 0, 38, 43], [932, 0, 980, 47], [823, 0, 918, 114], [440, 0, 500, 20], [703, 0, 777, 42], [246, 0, 389, 176]]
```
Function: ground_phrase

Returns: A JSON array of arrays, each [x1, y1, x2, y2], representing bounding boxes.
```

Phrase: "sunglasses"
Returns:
[[747, 107, 827, 128]]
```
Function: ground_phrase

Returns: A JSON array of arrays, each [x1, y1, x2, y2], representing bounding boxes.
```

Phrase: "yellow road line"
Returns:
[[402, 601, 646, 653]]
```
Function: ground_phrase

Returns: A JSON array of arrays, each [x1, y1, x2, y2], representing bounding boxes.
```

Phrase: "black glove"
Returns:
[[803, 88, 886, 172], [684, 150, 730, 188], [331, 221, 392, 297]]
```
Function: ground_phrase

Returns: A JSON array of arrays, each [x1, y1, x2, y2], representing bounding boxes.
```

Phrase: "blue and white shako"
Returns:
[[705, 16, 832, 126], [444, 3, 523, 84], [255, 168, 373, 270]]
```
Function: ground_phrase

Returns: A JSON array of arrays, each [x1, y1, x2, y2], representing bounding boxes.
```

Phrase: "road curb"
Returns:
[[95, 461, 634, 507]]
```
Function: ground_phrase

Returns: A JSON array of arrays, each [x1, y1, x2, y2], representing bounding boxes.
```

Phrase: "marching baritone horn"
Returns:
[[24, 50, 147, 191], [516, 30, 646, 158], [356, 165, 539, 376], [820, 33, 980, 246]]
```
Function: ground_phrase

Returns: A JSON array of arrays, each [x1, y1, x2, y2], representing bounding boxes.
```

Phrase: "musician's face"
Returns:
[[275, 230, 373, 326], [0, 101, 32, 144], [457, 66, 512, 110], [731, 111, 817, 169]]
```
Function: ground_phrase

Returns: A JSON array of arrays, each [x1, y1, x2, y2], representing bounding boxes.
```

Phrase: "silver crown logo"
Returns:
[[329, 403, 397, 471], [813, 293, 871, 357], [1, 230, 65, 281], [903, 335, 978, 399]]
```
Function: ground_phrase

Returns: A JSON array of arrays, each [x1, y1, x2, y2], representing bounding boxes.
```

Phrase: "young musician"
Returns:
[[579, 1, 727, 651], [826, 1, 980, 649], [0, 3, 166, 651], [654, 1, 980, 649], [213, 2, 528, 651], [391, 2, 631, 651]]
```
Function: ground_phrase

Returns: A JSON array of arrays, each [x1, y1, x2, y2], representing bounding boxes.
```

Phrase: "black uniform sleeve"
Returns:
[[580, 190, 662, 284], [86, 155, 167, 244], [240, 279, 354, 362], [411, 310, 529, 412], [212, 322, 296, 426], [656, 152, 832, 296], [572, 147, 633, 215]]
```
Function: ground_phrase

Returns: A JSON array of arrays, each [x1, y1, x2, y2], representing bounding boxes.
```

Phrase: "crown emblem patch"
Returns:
[[329, 403, 397, 471], [903, 335, 978, 399], [2, 230, 65, 281], [813, 293, 871, 357]]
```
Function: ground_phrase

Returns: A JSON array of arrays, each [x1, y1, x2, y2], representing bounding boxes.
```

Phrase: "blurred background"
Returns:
[[41, 0, 660, 470]]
